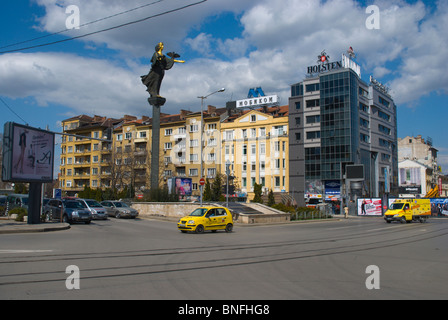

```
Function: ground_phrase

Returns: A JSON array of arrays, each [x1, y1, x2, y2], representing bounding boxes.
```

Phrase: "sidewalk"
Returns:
[[0, 218, 70, 234]]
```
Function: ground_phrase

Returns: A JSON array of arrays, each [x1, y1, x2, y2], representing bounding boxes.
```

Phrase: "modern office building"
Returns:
[[289, 51, 398, 206]]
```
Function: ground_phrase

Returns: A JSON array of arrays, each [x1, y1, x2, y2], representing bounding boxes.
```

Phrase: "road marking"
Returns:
[[0, 250, 53, 254]]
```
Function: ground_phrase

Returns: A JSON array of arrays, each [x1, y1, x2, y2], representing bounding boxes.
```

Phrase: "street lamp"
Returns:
[[198, 88, 225, 207]]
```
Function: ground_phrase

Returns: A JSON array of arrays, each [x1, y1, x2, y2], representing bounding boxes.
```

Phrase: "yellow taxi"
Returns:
[[177, 206, 234, 233]]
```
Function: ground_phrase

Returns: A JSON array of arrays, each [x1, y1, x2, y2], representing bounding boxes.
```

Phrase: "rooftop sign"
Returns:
[[236, 87, 278, 108]]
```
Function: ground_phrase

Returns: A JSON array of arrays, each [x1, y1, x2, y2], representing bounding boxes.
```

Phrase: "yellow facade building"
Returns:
[[59, 105, 289, 200], [221, 106, 289, 199]]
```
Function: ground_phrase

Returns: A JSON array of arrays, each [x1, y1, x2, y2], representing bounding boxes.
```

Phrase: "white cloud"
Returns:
[[2, 0, 447, 119]]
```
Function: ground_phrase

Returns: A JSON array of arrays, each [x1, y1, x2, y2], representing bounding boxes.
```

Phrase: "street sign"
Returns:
[[199, 178, 205, 186]]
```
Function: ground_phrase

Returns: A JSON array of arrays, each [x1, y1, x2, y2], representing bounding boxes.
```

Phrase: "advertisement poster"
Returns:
[[169, 177, 192, 196], [3, 123, 55, 183], [358, 198, 382, 216]]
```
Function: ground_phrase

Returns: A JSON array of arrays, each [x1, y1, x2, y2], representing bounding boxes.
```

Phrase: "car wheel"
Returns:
[[225, 223, 233, 233], [45, 212, 51, 222], [85, 220, 91, 224], [116, 212, 121, 219], [62, 214, 70, 224], [195, 225, 204, 234]]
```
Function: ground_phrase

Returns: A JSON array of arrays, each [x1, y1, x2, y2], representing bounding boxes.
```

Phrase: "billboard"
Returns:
[[168, 177, 192, 196], [357, 198, 382, 216], [2, 122, 55, 183]]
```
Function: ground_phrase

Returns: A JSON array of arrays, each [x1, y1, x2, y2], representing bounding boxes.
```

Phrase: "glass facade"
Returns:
[[319, 70, 359, 180]]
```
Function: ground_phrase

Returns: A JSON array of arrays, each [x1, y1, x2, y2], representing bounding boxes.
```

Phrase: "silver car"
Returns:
[[101, 201, 139, 219], [78, 199, 108, 220]]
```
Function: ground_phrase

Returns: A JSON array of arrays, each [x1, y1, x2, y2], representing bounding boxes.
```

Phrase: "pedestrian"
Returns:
[[344, 206, 349, 219]]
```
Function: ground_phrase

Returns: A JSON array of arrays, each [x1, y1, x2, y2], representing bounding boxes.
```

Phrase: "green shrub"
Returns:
[[8, 207, 28, 222]]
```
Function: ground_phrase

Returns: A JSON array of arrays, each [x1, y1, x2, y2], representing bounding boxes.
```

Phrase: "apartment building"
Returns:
[[60, 104, 289, 200], [60, 115, 124, 195], [221, 106, 289, 198]]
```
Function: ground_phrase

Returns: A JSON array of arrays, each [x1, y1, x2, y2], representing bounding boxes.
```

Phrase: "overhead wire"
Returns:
[[0, 0, 208, 54], [0, 0, 165, 50], [0, 97, 28, 125]]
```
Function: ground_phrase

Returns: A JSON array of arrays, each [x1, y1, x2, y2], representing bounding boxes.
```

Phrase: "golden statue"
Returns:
[[141, 42, 185, 98]]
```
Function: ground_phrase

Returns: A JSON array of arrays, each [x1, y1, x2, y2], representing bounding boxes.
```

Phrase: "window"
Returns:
[[305, 83, 319, 92], [378, 124, 391, 135], [190, 154, 198, 162], [306, 131, 321, 140], [378, 110, 391, 122], [165, 129, 173, 136], [178, 127, 186, 134], [125, 132, 132, 140], [189, 168, 198, 176], [295, 132, 301, 141], [274, 141, 280, 152], [251, 144, 256, 155], [189, 124, 198, 132], [379, 96, 390, 108], [251, 115, 256, 122], [207, 168, 216, 177], [360, 118, 370, 128], [260, 127, 266, 136], [164, 142, 172, 150], [306, 99, 320, 108], [295, 117, 301, 125], [360, 133, 370, 143], [242, 144, 247, 155], [250, 128, 256, 138], [208, 123, 217, 130], [139, 131, 147, 138], [260, 143, 266, 155], [116, 134, 123, 141], [306, 115, 320, 124], [190, 139, 199, 148]]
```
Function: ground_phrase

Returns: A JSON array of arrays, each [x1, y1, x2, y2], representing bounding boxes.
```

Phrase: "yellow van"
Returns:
[[384, 199, 430, 223], [178, 206, 233, 233]]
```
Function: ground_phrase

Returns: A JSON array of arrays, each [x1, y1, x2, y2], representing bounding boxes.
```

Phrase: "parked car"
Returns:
[[100, 200, 139, 219], [6, 194, 29, 211], [77, 199, 108, 220], [177, 206, 234, 233], [43, 199, 91, 224]]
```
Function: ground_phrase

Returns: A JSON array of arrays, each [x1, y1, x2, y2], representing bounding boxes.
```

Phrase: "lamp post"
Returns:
[[198, 88, 225, 207]]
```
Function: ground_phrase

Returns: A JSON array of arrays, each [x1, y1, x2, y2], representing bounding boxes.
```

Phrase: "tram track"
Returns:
[[1, 221, 447, 288]]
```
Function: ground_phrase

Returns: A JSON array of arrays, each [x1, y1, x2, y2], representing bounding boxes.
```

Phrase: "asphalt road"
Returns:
[[1, 216, 447, 300]]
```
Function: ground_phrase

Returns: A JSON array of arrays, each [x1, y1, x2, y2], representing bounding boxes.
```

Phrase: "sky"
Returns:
[[1, 0, 447, 173]]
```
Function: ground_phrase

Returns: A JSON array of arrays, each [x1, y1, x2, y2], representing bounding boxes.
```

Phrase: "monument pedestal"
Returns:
[[148, 97, 166, 190]]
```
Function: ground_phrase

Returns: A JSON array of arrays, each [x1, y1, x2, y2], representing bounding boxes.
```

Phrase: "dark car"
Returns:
[[100, 201, 139, 219], [43, 199, 91, 224]]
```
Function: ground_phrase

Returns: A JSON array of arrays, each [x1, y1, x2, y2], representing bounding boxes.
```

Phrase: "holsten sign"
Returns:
[[307, 61, 342, 75], [237, 95, 278, 108]]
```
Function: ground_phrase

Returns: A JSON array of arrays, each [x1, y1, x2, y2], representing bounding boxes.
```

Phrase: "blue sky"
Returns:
[[1, 0, 448, 173]]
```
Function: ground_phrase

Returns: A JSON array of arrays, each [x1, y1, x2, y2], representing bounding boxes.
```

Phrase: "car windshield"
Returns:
[[390, 203, 404, 210], [65, 201, 85, 209], [85, 200, 102, 207], [114, 202, 129, 208], [189, 208, 207, 217]]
